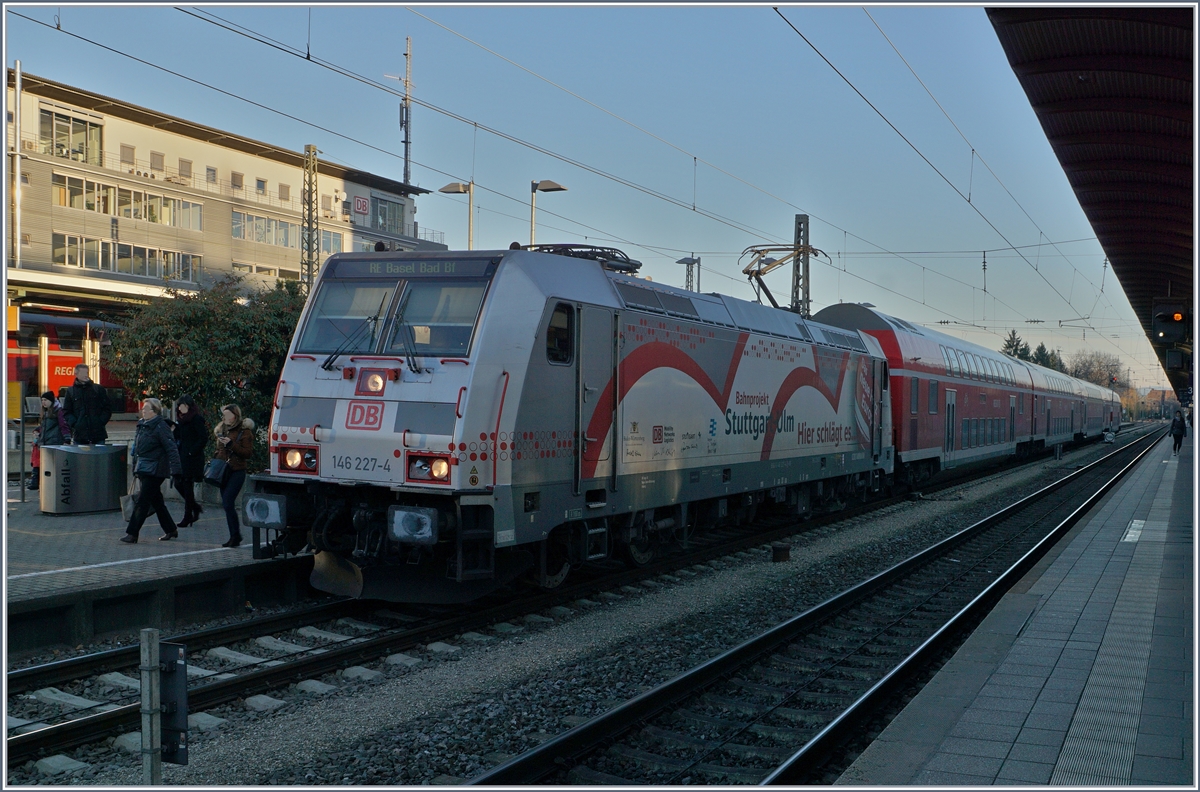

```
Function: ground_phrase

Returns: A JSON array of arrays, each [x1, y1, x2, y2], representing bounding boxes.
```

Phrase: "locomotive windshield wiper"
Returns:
[[320, 293, 389, 371], [392, 289, 425, 374]]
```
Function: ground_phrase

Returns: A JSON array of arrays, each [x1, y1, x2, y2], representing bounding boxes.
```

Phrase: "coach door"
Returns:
[[1046, 399, 1052, 437], [576, 305, 615, 494], [944, 389, 957, 468], [1009, 395, 1017, 442]]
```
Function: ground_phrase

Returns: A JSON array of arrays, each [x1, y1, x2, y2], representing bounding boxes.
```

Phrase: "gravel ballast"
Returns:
[[8, 439, 1141, 785]]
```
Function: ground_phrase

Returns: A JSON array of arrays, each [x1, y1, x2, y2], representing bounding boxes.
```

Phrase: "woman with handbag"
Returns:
[[122, 398, 183, 543], [213, 403, 254, 548], [172, 394, 207, 527]]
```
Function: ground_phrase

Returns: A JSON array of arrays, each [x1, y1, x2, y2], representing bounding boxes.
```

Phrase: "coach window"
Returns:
[[546, 303, 574, 365], [911, 377, 919, 414], [929, 381, 938, 414]]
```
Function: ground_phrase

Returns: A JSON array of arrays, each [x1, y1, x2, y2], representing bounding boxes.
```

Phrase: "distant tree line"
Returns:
[[1000, 329, 1130, 391]]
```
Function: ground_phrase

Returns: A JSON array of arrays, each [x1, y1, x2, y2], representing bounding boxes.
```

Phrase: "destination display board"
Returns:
[[326, 256, 496, 279]]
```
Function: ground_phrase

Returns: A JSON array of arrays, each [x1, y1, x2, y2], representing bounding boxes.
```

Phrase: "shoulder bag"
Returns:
[[203, 457, 230, 488]]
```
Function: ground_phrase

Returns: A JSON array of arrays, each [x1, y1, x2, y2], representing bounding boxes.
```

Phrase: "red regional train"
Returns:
[[815, 303, 1120, 487], [7, 312, 134, 414]]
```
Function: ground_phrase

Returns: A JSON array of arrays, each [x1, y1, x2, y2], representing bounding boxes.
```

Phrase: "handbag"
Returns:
[[203, 457, 230, 488], [120, 476, 141, 521], [134, 456, 158, 475]]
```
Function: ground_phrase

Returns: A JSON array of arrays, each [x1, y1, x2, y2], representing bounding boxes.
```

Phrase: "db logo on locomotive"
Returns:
[[345, 401, 384, 430]]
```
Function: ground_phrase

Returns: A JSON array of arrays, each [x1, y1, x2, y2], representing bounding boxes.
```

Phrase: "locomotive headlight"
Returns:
[[284, 449, 303, 469], [410, 458, 430, 478], [387, 505, 438, 545], [430, 458, 450, 480], [365, 372, 385, 393], [302, 449, 317, 470]]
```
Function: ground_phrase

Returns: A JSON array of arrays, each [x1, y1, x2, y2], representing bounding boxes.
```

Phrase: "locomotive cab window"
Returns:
[[296, 280, 398, 354], [386, 280, 488, 357], [546, 303, 574, 365]]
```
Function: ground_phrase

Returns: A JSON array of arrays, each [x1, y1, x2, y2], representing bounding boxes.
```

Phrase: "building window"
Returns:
[[232, 262, 253, 273], [929, 380, 938, 414], [177, 159, 192, 180], [321, 194, 332, 212], [371, 195, 406, 235], [278, 268, 300, 280], [120, 144, 135, 168], [321, 229, 342, 256], [232, 210, 300, 249], [256, 265, 277, 277], [39, 109, 103, 165], [256, 178, 267, 195], [231, 172, 244, 191], [54, 232, 194, 281], [278, 184, 290, 202], [206, 166, 217, 183], [150, 151, 165, 172]]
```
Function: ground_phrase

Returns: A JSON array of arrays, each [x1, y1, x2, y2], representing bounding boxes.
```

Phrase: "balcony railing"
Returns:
[[16, 132, 443, 243]]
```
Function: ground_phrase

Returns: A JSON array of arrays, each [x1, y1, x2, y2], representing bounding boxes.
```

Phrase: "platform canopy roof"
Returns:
[[986, 7, 1193, 399]]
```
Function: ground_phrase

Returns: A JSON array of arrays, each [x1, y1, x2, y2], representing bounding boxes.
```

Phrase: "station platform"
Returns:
[[839, 431, 1193, 785], [4, 479, 313, 652]]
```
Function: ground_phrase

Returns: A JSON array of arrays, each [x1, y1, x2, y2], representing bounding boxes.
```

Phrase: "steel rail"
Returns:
[[467, 429, 1163, 785], [7, 599, 358, 695], [762, 429, 1166, 784]]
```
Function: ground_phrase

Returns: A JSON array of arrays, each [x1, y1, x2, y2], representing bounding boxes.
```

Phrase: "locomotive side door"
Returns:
[[944, 389, 957, 468], [576, 305, 615, 494]]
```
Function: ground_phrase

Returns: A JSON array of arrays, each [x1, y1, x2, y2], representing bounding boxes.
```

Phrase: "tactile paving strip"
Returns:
[[1050, 464, 1171, 785]]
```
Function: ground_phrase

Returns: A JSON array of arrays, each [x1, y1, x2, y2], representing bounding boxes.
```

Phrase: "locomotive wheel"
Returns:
[[624, 536, 656, 566]]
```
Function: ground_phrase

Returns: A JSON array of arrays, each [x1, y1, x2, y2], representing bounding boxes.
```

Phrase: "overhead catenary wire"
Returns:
[[775, 7, 1142, 369], [8, 10, 1162, 380]]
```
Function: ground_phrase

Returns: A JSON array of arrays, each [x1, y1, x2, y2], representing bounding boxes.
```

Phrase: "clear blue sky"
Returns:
[[6, 4, 1171, 388]]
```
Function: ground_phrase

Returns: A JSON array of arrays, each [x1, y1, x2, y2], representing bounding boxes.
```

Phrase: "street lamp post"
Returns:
[[438, 181, 474, 250], [676, 256, 701, 292], [530, 179, 567, 246]]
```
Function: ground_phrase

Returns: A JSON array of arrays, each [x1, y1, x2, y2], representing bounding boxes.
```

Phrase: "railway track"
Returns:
[[468, 430, 1164, 785], [6, 428, 1154, 768]]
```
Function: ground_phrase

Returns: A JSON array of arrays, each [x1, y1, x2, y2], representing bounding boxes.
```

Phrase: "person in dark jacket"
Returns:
[[172, 394, 207, 527], [1170, 409, 1187, 456], [27, 391, 71, 490], [122, 398, 183, 543], [61, 364, 112, 445], [214, 403, 254, 547]]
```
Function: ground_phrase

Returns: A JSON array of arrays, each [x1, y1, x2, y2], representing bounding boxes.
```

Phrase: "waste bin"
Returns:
[[40, 444, 128, 514]]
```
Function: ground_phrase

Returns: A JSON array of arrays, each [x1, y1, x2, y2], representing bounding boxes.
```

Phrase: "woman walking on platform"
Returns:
[[173, 394, 207, 527], [214, 404, 254, 547], [122, 398, 183, 543], [1170, 409, 1187, 456]]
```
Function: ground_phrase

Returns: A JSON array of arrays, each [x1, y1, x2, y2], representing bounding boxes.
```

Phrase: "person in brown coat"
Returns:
[[214, 403, 254, 547]]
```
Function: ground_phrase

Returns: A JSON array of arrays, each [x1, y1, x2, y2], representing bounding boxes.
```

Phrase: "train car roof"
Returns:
[[815, 302, 1118, 401]]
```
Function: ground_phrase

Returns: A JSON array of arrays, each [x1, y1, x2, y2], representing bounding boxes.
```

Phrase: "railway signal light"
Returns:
[[1152, 301, 1189, 344]]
